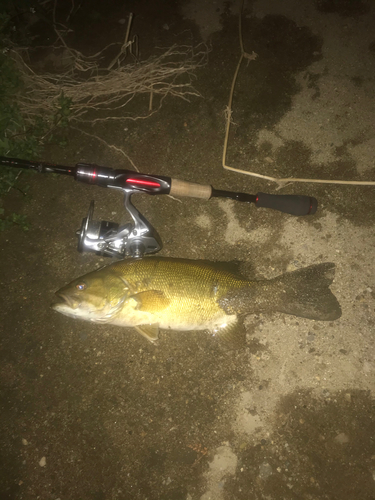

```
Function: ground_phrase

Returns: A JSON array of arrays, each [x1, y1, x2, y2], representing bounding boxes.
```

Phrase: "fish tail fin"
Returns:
[[219, 263, 342, 321], [265, 262, 342, 321]]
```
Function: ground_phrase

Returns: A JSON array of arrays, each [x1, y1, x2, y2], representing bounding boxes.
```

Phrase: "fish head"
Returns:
[[52, 267, 130, 322]]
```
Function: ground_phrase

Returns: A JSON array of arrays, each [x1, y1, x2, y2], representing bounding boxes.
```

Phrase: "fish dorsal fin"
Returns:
[[132, 290, 170, 312], [211, 319, 246, 349], [190, 259, 247, 278], [134, 324, 159, 343]]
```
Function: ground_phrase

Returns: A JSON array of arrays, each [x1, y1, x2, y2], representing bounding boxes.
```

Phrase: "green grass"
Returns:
[[0, 8, 71, 230]]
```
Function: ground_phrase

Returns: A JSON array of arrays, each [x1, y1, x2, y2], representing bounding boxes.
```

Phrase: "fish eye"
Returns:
[[76, 282, 87, 291]]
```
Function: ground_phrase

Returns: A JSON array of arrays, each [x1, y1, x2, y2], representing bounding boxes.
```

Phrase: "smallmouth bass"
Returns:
[[52, 258, 341, 344]]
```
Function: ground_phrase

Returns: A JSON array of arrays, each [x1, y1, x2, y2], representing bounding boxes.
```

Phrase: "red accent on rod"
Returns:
[[308, 199, 313, 215], [126, 178, 161, 187]]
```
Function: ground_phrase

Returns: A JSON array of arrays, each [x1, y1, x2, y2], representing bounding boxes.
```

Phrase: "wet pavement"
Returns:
[[1, 0, 375, 499]]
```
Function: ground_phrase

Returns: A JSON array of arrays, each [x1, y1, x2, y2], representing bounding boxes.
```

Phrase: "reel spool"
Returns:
[[76, 194, 162, 258]]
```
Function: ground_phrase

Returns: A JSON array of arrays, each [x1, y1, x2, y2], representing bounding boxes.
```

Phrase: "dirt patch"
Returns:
[[225, 389, 375, 499]]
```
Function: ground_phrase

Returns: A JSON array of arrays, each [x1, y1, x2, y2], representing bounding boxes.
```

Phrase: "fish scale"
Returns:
[[52, 257, 341, 345], [108, 259, 249, 331]]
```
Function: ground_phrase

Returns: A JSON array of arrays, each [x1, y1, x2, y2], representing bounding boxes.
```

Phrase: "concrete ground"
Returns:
[[1, 0, 375, 498]]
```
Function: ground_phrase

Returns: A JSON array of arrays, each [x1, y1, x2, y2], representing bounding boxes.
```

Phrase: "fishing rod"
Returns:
[[0, 156, 318, 258]]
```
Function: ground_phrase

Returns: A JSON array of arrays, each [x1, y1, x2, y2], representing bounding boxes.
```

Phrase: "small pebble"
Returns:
[[39, 456, 46, 467], [259, 462, 272, 479], [334, 433, 349, 444]]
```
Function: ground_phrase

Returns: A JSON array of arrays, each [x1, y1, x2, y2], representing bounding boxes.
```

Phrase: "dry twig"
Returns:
[[222, 0, 375, 187], [4, 8, 207, 165], [10, 43, 207, 127]]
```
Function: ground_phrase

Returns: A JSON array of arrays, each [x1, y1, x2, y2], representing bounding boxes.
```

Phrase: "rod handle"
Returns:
[[255, 192, 317, 215], [169, 178, 212, 199]]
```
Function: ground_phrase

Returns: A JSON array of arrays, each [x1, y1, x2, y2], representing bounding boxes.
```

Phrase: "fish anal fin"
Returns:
[[134, 324, 159, 343], [211, 319, 246, 349], [132, 290, 170, 312]]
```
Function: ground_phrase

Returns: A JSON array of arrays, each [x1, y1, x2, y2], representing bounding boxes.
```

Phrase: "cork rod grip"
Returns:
[[169, 178, 212, 200]]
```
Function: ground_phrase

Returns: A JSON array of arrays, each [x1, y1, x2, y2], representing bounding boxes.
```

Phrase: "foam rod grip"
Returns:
[[255, 192, 318, 216]]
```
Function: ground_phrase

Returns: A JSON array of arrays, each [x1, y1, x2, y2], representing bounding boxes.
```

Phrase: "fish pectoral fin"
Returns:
[[132, 290, 170, 312], [134, 324, 159, 343], [211, 319, 246, 349]]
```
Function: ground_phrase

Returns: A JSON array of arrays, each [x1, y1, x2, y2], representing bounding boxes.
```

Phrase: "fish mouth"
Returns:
[[52, 293, 77, 309]]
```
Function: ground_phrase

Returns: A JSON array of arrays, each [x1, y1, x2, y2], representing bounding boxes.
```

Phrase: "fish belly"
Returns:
[[110, 297, 238, 332]]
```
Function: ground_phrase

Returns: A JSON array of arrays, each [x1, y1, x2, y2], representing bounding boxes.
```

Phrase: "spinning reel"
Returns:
[[77, 193, 162, 258], [0, 156, 318, 259]]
